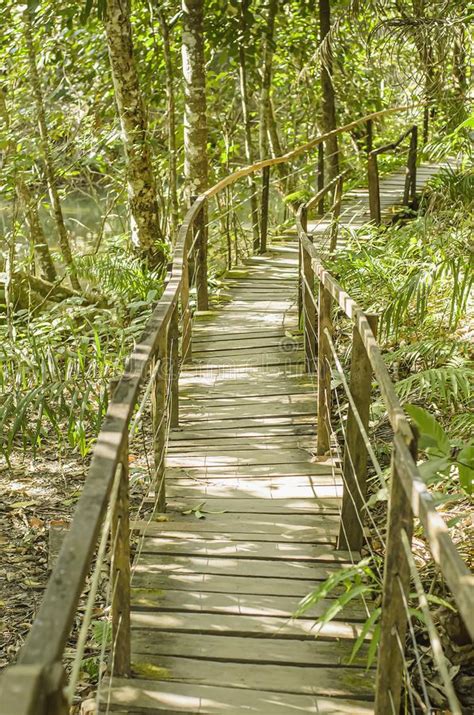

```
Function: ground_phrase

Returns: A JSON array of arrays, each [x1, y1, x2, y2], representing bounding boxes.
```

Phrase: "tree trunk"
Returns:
[[259, 0, 278, 161], [17, 181, 58, 283], [182, 0, 209, 309], [238, 0, 260, 250], [104, 0, 166, 268], [22, 8, 81, 290], [319, 0, 339, 182], [154, 3, 179, 241], [0, 82, 57, 284]]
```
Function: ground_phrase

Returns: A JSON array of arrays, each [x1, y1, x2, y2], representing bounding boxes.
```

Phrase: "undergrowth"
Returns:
[[0, 245, 163, 462]]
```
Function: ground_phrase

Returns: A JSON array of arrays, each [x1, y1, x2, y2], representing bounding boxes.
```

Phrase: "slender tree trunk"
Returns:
[[238, 0, 259, 250], [153, 3, 179, 240], [17, 182, 57, 283], [22, 8, 80, 290], [259, 0, 278, 161], [104, 0, 166, 268], [452, 27, 467, 124], [182, 0, 208, 199], [319, 0, 339, 182], [267, 97, 284, 159], [182, 0, 208, 309], [0, 79, 58, 284]]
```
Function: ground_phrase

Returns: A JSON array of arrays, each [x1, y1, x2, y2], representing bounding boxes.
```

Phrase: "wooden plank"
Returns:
[[166, 483, 342, 499], [166, 463, 338, 478], [171, 415, 315, 432], [166, 448, 320, 466], [138, 539, 350, 562], [165, 496, 341, 514], [130, 631, 369, 667], [130, 611, 366, 640], [132, 513, 340, 539], [178, 400, 314, 419], [101, 678, 375, 713], [131, 570, 335, 597], [130, 588, 366, 620], [167, 475, 337, 488], [133, 553, 353, 581], [128, 655, 374, 699]]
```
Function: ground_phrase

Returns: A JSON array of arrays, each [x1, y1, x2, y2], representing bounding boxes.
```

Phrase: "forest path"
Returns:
[[99, 161, 444, 713]]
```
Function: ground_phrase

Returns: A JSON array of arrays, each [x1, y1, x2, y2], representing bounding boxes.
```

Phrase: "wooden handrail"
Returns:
[[0, 104, 432, 713]]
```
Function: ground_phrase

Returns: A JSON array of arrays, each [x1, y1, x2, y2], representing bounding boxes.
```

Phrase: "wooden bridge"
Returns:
[[1, 108, 472, 715]]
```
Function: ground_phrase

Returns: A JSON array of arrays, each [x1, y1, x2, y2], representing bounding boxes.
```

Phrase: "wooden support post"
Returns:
[[298, 207, 307, 324], [403, 125, 418, 205], [338, 314, 378, 552], [250, 183, 260, 254], [317, 142, 325, 216], [328, 174, 344, 253], [181, 245, 192, 363], [423, 106, 429, 145], [317, 282, 333, 455], [375, 436, 417, 715], [195, 200, 209, 310], [168, 303, 179, 428], [301, 208, 317, 372], [366, 118, 373, 155], [111, 438, 131, 677], [367, 152, 381, 224], [260, 165, 270, 253], [151, 329, 168, 511]]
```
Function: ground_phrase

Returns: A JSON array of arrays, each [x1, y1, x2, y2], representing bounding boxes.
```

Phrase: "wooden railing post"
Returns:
[[317, 282, 333, 455], [260, 165, 270, 253], [151, 329, 168, 511], [403, 125, 418, 206], [367, 151, 381, 224], [181, 244, 192, 364], [317, 142, 325, 216], [301, 207, 317, 372], [195, 199, 208, 311], [366, 118, 373, 155], [328, 174, 344, 253], [375, 435, 417, 715], [111, 437, 131, 677], [0, 662, 67, 715], [338, 313, 378, 551], [168, 303, 179, 428]]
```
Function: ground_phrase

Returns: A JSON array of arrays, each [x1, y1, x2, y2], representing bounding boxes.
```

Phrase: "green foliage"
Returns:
[[405, 405, 473, 495]]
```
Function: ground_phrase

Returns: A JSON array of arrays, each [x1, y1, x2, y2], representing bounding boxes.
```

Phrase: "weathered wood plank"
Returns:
[[101, 678, 375, 713], [131, 631, 369, 667], [138, 539, 350, 562], [163, 496, 341, 514], [131, 610, 366, 640], [128, 656, 374, 699], [131, 588, 365, 620], [133, 553, 354, 581], [131, 571, 334, 597]]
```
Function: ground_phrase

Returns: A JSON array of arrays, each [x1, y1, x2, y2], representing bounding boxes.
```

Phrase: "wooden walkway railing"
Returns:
[[1, 106, 471, 715]]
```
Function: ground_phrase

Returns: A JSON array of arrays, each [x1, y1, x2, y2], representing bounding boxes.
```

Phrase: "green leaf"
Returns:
[[457, 444, 474, 495], [417, 457, 451, 484], [350, 607, 381, 665], [404, 404, 450, 455]]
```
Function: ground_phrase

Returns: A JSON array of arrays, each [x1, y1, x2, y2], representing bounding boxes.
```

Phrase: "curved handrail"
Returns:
[[0, 104, 434, 712]]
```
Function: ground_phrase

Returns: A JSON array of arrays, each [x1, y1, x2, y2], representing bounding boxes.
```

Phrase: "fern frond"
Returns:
[[396, 367, 474, 407]]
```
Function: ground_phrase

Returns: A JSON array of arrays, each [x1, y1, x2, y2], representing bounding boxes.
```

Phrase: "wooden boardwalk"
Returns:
[[100, 163, 445, 714], [309, 161, 451, 246]]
